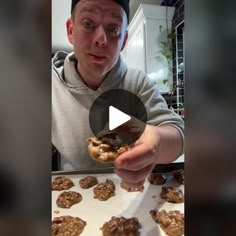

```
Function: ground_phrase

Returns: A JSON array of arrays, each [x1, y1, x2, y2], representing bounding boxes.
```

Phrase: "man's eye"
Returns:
[[106, 25, 121, 37], [82, 20, 96, 30]]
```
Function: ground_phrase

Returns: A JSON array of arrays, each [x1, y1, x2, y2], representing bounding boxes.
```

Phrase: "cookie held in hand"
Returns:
[[87, 133, 130, 163]]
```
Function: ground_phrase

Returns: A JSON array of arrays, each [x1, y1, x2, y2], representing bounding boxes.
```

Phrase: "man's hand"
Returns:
[[114, 124, 183, 188]]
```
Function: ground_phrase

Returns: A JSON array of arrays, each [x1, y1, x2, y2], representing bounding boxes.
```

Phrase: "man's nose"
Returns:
[[93, 25, 107, 47]]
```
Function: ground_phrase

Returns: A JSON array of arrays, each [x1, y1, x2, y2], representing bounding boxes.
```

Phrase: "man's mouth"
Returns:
[[88, 53, 107, 60]]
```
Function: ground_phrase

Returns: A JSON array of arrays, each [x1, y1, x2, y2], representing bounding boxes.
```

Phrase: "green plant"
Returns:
[[157, 26, 185, 115], [177, 102, 184, 109], [176, 102, 184, 116], [158, 25, 175, 60], [157, 25, 176, 92]]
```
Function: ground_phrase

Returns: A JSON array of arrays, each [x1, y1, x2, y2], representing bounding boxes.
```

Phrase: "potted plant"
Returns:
[[158, 25, 176, 93]]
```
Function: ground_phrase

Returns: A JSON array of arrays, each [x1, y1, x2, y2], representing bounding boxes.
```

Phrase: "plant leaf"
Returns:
[[157, 50, 166, 55], [160, 42, 169, 48], [165, 54, 171, 59], [167, 33, 176, 39], [159, 25, 163, 32], [163, 79, 168, 84]]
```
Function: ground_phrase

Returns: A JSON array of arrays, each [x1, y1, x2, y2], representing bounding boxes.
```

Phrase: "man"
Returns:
[[52, 0, 184, 188]]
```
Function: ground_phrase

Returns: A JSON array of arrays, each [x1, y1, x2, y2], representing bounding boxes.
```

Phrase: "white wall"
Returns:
[[52, 0, 73, 53]]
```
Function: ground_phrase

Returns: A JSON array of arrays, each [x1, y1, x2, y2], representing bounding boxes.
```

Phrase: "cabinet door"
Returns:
[[125, 22, 146, 72]]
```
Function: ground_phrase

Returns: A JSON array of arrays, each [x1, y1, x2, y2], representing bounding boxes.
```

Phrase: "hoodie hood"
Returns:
[[52, 51, 128, 94]]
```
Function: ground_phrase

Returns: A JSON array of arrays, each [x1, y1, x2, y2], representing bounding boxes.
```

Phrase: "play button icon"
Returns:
[[89, 89, 147, 145], [109, 106, 131, 130]]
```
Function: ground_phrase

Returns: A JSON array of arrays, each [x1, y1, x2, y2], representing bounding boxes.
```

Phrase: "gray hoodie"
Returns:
[[52, 51, 184, 171]]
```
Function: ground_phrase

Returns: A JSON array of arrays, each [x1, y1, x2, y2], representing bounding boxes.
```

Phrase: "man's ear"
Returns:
[[121, 31, 128, 51], [66, 18, 74, 45]]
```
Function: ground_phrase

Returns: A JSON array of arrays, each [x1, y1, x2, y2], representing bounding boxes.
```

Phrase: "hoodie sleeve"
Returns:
[[127, 68, 185, 155]]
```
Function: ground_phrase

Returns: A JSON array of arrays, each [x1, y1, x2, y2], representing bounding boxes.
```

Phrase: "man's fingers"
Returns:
[[115, 143, 156, 170], [114, 164, 154, 184]]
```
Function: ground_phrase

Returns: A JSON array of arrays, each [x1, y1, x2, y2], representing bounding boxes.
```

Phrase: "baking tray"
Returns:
[[52, 162, 184, 175], [52, 170, 184, 236]]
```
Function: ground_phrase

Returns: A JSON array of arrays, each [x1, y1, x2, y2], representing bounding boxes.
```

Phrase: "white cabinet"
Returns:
[[122, 19, 146, 72], [122, 4, 175, 93]]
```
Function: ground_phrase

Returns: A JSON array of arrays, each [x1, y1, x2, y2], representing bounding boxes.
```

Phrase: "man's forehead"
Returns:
[[77, 0, 124, 20]]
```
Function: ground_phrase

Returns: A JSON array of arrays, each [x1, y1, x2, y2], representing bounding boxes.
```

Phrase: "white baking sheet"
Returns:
[[52, 173, 184, 236]]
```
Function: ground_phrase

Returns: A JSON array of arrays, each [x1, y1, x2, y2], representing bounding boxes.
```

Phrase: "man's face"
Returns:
[[67, 0, 128, 78]]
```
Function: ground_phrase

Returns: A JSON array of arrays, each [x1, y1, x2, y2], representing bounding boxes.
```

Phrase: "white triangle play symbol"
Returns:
[[109, 106, 131, 130]]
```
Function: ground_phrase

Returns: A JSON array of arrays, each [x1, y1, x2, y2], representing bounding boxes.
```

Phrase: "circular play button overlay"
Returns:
[[89, 89, 147, 145]]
